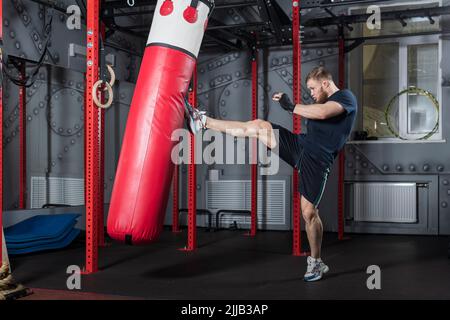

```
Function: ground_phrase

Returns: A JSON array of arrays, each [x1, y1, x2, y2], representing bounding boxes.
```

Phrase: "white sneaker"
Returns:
[[183, 96, 207, 135], [304, 256, 329, 282]]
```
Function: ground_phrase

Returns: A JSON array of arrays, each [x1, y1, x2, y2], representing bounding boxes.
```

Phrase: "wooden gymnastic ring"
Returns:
[[92, 80, 113, 109]]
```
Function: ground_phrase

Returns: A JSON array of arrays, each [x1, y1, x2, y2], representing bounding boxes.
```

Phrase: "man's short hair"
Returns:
[[305, 67, 333, 84]]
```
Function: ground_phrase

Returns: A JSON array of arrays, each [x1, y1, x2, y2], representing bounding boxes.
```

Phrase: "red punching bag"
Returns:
[[107, 0, 214, 245]]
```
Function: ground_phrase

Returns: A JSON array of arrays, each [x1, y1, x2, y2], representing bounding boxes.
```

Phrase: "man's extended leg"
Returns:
[[205, 117, 277, 149], [183, 97, 276, 149]]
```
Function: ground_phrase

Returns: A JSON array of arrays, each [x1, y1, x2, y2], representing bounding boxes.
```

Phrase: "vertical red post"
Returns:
[[292, 0, 307, 256], [249, 46, 258, 237], [172, 164, 181, 233], [97, 23, 106, 247], [338, 33, 346, 241], [0, 2, 3, 262], [84, 0, 100, 274], [19, 63, 26, 209], [184, 66, 197, 251]]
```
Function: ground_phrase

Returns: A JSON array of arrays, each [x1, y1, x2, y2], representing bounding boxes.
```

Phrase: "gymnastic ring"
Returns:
[[92, 80, 113, 109], [101, 64, 115, 91], [385, 86, 439, 140], [127, 0, 135, 7]]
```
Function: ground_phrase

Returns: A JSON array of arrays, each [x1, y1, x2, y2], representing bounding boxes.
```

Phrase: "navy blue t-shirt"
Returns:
[[299, 89, 357, 166]]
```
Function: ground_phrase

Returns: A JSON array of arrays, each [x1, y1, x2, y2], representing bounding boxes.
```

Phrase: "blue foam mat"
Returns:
[[6, 220, 78, 249], [4, 213, 81, 243], [8, 228, 81, 255]]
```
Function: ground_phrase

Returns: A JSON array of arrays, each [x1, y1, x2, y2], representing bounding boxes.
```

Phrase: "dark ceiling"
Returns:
[[28, 0, 450, 54]]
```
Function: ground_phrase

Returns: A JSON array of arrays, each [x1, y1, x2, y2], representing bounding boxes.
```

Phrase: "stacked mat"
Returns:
[[4, 214, 81, 255]]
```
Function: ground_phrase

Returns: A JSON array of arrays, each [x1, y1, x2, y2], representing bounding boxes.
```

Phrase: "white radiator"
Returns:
[[353, 182, 417, 223], [206, 180, 286, 226], [30, 176, 85, 209]]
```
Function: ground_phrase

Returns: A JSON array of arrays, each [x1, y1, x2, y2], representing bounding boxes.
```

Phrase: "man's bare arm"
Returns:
[[293, 101, 345, 120]]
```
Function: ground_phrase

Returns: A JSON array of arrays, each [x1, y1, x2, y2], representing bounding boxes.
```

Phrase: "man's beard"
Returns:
[[314, 89, 328, 104]]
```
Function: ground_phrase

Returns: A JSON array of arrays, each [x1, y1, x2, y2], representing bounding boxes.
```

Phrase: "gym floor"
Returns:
[[9, 228, 450, 300]]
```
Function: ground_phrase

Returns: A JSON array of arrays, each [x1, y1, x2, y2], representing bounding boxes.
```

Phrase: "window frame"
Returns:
[[347, 1, 443, 143], [346, 0, 446, 144], [399, 37, 441, 141]]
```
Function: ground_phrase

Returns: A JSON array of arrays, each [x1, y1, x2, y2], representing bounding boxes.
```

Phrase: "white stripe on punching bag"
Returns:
[[147, 0, 211, 58]]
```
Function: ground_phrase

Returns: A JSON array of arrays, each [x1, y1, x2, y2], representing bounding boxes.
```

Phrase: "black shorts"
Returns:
[[270, 123, 331, 208]]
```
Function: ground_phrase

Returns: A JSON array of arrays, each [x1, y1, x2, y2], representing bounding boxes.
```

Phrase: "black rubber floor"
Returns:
[[8, 228, 450, 300]]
